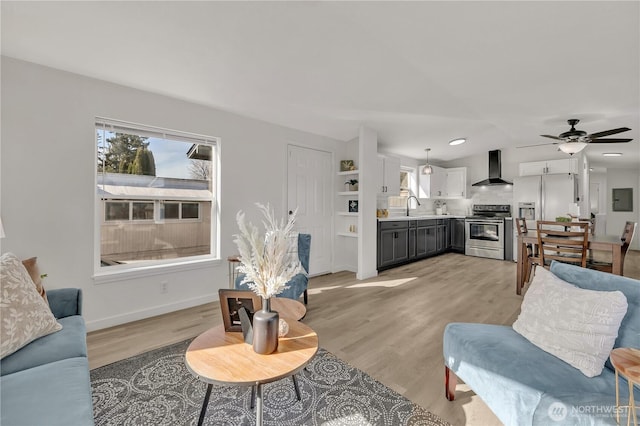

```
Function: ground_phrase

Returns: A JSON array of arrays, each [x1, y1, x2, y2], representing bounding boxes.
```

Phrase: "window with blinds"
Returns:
[[95, 118, 219, 270]]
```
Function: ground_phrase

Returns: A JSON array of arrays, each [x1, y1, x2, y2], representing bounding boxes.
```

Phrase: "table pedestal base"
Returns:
[[198, 376, 302, 426]]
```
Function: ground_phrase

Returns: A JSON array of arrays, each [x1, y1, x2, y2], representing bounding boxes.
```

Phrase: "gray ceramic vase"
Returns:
[[252, 298, 279, 354]]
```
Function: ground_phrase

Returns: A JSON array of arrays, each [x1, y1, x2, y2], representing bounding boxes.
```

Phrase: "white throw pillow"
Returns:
[[512, 266, 628, 377], [0, 252, 62, 359]]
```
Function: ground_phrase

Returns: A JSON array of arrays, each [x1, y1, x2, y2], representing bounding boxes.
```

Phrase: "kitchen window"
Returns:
[[95, 118, 219, 276], [388, 167, 419, 209]]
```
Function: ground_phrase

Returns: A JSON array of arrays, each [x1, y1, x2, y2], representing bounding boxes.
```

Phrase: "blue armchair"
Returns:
[[235, 233, 311, 304]]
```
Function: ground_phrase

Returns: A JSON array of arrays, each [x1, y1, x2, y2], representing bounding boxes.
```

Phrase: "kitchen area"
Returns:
[[373, 150, 586, 272], [335, 131, 634, 279]]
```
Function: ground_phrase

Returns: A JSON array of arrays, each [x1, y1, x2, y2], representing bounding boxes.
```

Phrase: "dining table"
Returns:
[[516, 231, 624, 295]]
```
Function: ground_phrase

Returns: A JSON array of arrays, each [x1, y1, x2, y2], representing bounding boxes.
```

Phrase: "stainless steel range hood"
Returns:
[[472, 150, 512, 186]]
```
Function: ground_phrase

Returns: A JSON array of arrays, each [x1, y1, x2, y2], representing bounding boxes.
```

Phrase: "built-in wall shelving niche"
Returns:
[[336, 232, 359, 238]]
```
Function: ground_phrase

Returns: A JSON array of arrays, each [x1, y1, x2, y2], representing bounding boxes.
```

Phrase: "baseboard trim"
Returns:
[[85, 294, 217, 332]]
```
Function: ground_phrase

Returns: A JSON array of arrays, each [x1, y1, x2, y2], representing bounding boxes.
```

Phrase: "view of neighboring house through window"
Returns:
[[96, 118, 218, 270], [388, 166, 419, 209]]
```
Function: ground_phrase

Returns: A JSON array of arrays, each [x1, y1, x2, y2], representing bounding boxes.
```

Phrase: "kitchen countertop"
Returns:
[[378, 215, 466, 222]]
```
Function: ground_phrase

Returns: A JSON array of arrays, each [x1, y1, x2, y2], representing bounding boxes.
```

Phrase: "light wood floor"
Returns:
[[87, 250, 640, 426]]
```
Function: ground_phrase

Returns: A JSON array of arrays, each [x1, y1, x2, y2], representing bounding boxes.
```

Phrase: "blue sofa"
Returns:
[[444, 262, 640, 426], [236, 233, 311, 304], [0, 288, 95, 426]]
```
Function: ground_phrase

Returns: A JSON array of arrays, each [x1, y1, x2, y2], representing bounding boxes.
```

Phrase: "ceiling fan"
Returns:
[[519, 119, 633, 154]]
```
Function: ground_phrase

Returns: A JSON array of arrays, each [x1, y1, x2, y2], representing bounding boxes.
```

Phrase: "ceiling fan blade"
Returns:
[[589, 138, 633, 143], [540, 134, 562, 140], [587, 127, 631, 138], [518, 142, 558, 148]]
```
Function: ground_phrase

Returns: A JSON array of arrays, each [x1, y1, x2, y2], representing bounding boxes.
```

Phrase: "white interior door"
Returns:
[[287, 145, 332, 276], [590, 182, 600, 213]]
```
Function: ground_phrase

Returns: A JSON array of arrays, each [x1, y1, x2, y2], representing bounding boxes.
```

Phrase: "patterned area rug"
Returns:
[[91, 339, 449, 426]]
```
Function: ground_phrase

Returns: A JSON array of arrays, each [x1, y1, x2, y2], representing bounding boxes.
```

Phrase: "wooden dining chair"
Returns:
[[537, 221, 590, 268], [515, 218, 538, 284], [588, 221, 637, 274]]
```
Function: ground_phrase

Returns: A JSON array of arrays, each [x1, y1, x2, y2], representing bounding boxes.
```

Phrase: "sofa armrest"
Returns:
[[47, 288, 83, 318]]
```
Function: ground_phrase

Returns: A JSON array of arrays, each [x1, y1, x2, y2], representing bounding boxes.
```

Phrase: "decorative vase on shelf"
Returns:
[[253, 297, 279, 354]]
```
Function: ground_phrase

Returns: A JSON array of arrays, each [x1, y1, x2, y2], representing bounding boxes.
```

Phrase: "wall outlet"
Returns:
[[160, 281, 168, 294]]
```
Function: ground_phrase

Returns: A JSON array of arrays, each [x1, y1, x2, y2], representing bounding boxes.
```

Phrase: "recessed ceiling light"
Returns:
[[603, 153, 623, 157], [449, 138, 466, 146]]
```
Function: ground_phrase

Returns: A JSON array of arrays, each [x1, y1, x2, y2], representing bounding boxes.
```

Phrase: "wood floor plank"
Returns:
[[87, 250, 640, 426]]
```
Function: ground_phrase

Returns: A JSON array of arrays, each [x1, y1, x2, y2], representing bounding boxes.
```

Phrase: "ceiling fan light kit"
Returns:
[[522, 118, 633, 154], [422, 148, 433, 175], [558, 141, 587, 155]]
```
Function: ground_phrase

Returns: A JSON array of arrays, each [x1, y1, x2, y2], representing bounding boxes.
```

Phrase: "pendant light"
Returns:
[[422, 148, 433, 175]]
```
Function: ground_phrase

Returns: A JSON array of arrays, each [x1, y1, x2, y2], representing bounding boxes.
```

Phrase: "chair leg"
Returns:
[[525, 261, 536, 285], [303, 289, 308, 305], [445, 366, 457, 401]]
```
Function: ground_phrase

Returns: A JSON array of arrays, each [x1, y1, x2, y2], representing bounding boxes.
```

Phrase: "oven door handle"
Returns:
[[466, 221, 503, 226]]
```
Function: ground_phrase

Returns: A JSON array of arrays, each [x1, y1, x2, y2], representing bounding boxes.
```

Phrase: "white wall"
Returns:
[[606, 168, 640, 250], [1, 57, 341, 331]]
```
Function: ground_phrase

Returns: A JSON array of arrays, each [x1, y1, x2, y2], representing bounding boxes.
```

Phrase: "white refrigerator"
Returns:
[[512, 174, 578, 260]]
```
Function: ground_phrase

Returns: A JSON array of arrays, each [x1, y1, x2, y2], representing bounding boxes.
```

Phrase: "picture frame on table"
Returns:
[[218, 289, 262, 332]]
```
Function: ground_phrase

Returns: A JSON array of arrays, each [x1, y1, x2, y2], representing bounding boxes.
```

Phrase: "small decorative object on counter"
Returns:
[[340, 160, 355, 171]]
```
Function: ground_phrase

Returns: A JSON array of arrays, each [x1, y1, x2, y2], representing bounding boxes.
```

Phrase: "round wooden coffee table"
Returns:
[[271, 297, 306, 321], [611, 348, 640, 426], [185, 321, 318, 426]]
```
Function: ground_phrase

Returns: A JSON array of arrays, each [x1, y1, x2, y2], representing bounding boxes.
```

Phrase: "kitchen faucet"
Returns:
[[406, 195, 421, 216]]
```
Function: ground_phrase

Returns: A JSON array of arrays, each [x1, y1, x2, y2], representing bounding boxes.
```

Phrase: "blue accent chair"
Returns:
[[443, 261, 640, 426], [235, 233, 311, 304]]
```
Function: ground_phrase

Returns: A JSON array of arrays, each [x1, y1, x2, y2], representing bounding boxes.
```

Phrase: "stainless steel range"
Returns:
[[465, 204, 512, 260]]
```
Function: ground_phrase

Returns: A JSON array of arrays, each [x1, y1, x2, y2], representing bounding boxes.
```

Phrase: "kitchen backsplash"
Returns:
[[469, 185, 514, 205], [379, 185, 514, 217]]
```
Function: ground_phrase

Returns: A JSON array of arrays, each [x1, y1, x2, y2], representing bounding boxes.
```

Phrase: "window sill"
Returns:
[[93, 257, 221, 284]]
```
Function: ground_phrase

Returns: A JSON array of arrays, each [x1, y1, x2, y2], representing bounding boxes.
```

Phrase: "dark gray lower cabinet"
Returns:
[[378, 218, 461, 271], [451, 218, 465, 253], [378, 221, 409, 269], [436, 219, 447, 253], [408, 220, 417, 259]]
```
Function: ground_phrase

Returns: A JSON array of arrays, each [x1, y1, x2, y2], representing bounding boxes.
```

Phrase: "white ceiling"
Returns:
[[2, 1, 639, 169]]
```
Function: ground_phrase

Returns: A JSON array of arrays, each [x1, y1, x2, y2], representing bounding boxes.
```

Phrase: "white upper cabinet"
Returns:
[[377, 155, 401, 195], [445, 167, 467, 198], [418, 165, 446, 198], [519, 158, 578, 176], [418, 166, 467, 199]]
